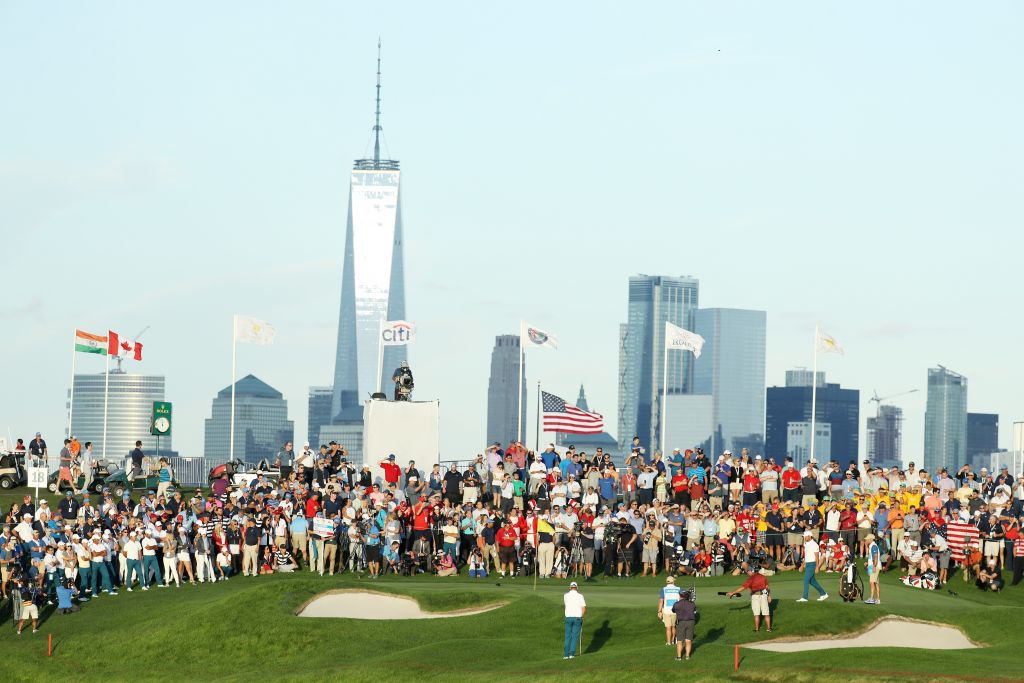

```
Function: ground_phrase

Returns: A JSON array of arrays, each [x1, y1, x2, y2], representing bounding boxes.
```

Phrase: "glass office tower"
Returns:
[[923, 366, 968, 473], [204, 374, 294, 464], [485, 334, 526, 446], [68, 372, 169, 460], [329, 48, 407, 428], [693, 308, 767, 456], [617, 275, 699, 455]]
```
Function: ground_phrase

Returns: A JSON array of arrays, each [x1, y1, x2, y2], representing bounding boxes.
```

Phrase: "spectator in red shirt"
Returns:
[[742, 469, 761, 508], [379, 454, 401, 486], [671, 469, 689, 509], [781, 463, 802, 504], [688, 478, 705, 510], [496, 522, 519, 577]]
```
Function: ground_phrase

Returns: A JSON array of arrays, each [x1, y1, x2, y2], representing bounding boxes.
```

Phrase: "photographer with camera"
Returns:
[[726, 565, 773, 632], [616, 518, 637, 578], [641, 517, 662, 577], [392, 360, 414, 401]]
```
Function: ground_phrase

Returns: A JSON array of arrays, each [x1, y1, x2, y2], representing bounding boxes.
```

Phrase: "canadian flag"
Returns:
[[108, 331, 143, 361]]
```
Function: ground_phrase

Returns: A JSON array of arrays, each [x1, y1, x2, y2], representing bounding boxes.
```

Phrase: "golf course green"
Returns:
[[1, 564, 1020, 682]]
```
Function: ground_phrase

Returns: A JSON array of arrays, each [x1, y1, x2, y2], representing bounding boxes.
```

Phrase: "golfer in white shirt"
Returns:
[[797, 531, 829, 602], [563, 581, 587, 659]]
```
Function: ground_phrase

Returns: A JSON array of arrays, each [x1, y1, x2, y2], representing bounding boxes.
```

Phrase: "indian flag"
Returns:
[[75, 329, 108, 354]]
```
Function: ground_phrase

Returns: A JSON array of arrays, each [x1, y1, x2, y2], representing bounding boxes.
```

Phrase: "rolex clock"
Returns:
[[151, 401, 172, 436]]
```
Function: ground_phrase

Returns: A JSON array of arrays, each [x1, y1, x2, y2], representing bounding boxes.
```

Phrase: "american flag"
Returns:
[[541, 391, 604, 434], [944, 521, 980, 563]]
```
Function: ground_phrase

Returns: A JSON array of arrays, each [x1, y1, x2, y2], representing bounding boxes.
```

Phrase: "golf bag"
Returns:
[[519, 545, 536, 577], [838, 559, 864, 602]]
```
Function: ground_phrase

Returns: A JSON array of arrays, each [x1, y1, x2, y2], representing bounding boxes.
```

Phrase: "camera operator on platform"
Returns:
[[392, 360, 414, 401]]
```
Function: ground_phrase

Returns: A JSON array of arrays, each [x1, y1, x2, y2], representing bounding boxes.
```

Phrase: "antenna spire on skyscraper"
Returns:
[[373, 37, 382, 168]]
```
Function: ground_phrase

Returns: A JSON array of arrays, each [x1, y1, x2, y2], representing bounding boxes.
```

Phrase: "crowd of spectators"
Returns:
[[2, 437, 1022, 633]]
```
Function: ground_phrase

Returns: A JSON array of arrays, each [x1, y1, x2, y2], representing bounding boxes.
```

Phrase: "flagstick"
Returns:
[[375, 318, 385, 395], [660, 334, 669, 458], [810, 325, 818, 466], [102, 351, 110, 460], [517, 322, 524, 444], [230, 316, 237, 461], [68, 330, 77, 438]]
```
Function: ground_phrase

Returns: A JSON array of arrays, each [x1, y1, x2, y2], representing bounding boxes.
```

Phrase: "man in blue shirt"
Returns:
[[382, 540, 400, 574], [541, 445, 559, 470], [364, 520, 382, 578], [598, 474, 617, 510], [657, 575, 683, 646]]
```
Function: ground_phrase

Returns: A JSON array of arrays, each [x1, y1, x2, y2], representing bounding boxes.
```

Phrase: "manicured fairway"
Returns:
[[1, 565, 1020, 682]]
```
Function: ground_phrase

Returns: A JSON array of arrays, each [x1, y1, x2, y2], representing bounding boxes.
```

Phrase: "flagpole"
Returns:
[[660, 336, 669, 458], [810, 325, 818, 466], [517, 322, 524, 444], [535, 381, 541, 452], [230, 316, 237, 461], [102, 351, 110, 459], [376, 318, 385, 395], [68, 330, 77, 438]]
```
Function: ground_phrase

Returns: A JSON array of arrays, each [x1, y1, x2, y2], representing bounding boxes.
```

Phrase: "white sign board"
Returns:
[[313, 517, 336, 539], [28, 466, 48, 488]]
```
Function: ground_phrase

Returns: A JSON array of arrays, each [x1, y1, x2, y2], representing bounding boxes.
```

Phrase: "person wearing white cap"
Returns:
[[141, 529, 162, 589], [88, 531, 116, 596], [864, 533, 881, 604], [123, 532, 143, 591], [562, 581, 586, 659], [797, 530, 828, 602], [657, 575, 682, 645]]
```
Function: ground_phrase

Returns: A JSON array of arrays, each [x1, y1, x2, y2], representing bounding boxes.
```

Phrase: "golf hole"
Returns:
[[746, 616, 981, 652], [297, 590, 505, 620]]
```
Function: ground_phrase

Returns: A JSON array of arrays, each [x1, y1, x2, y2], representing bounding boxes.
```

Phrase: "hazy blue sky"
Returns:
[[3, 2, 1022, 464]]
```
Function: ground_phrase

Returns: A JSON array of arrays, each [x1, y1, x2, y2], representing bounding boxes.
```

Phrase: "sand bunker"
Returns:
[[297, 590, 504, 620], [747, 616, 979, 652]]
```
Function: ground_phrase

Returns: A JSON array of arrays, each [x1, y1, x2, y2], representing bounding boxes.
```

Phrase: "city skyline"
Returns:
[[4, 4, 1023, 465]]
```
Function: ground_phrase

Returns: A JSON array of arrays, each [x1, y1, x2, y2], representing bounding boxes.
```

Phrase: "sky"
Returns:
[[2, 2, 1022, 465]]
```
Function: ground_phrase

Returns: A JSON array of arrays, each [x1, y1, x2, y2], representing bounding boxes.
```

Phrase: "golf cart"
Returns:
[[0, 451, 27, 490], [103, 466, 179, 498], [208, 458, 280, 489], [47, 460, 120, 494]]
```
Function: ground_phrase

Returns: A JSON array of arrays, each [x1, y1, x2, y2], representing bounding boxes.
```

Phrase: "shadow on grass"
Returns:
[[584, 619, 612, 653], [701, 626, 725, 645]]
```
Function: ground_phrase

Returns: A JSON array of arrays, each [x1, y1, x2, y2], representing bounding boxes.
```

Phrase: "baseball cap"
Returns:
[[569, 581, 578, 588], [666, 575, 675, 583]]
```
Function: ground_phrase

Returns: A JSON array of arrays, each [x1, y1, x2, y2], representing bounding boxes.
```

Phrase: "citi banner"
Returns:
[[381, 320, 416, 346]]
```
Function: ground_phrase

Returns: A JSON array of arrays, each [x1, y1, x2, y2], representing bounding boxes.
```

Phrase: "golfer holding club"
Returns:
[[725, 567, 773, 632], [563, 581, 587, 660]]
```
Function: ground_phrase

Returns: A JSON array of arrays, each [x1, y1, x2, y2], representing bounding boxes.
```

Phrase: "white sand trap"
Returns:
[[747, 616, 980, 652], [297, 590, 504, 620]]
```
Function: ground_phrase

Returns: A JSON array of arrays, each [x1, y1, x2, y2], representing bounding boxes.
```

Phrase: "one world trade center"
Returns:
[[331, 44, 407, 423]]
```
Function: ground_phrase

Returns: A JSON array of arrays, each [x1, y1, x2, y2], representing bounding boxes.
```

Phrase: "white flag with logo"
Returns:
[[520, 321, 557, 350], [234, 315, 275, 345], [381, 320, 416, 346], [816, 329, 843, 355], [665, 321, 705, 358]]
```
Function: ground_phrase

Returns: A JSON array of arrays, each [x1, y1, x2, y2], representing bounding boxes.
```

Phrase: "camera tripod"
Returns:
[[568, 535, 585, 577]]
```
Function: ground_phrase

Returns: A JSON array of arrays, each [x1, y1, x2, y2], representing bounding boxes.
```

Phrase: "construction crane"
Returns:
[[869, 388, 918, 410]]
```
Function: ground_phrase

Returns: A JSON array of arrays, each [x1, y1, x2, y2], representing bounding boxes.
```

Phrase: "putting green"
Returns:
[[1, 568, 1020, 682]]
